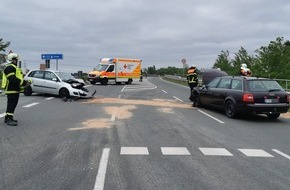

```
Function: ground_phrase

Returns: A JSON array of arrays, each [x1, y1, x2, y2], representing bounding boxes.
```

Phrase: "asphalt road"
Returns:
[[0, 77, 290, 190]]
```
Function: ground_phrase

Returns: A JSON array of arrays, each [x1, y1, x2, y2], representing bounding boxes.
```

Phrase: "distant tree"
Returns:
[[0, 38, 10, 64], [147, 65, 157, 74], [255, 37, 290, 78], [212, 50, 233, 74]]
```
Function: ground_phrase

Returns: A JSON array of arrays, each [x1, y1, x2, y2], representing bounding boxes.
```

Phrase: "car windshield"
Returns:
[[55, 72, 75, 81], [248, 80, 284, 92], [94, 64, 108, 71]]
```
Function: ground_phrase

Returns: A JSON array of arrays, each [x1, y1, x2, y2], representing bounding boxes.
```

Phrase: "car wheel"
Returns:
[[267, 113, 280, 119], [225, 100, 237, 118], [24, 86, 33, 96], [59, 88, 70, 98], [126, 79, 133, 84], [100, 78, 108, 85], [90, 81, 96, 85]]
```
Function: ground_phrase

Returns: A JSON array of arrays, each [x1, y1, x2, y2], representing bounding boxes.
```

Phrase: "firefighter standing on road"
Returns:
[[1, 53, 30, 126], [187, 65, 198, 106]]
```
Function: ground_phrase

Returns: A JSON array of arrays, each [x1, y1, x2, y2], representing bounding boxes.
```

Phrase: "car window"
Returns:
[[231, 79, 243, 90], [207, 77, 220, 88], [55, 72, 75, 81], [29, 70, 44, 79], [44, 71, 57, 81], [107, 65, 114, 72], [249, 80, 284, 92], [217, 78, 231, 89]]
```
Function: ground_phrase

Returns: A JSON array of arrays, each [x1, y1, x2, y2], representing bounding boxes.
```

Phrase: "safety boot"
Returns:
[[4, 117, 18, 123], [5, 118, 18, 126]]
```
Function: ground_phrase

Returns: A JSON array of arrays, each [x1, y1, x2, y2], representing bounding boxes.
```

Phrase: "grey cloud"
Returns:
[[1, 0, 290, 72]]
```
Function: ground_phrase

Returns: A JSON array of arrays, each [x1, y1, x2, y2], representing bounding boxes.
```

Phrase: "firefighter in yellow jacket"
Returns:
[[1, 53, 30, 126]]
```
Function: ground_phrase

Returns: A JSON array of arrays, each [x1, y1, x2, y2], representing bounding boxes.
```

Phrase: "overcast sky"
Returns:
[[1, 0, 290, 73]]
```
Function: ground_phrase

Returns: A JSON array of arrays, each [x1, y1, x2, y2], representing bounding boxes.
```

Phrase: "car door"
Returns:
[[43, 71, 60, 95], [213, 78, 232, 107], [199, 77, 220, 106], [29, 70, 45, 93]]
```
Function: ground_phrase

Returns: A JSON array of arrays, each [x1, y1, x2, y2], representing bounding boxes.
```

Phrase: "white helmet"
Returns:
[[241, 63, 247, 69], [191, 64, 196, 68], [7, 53, 19, 63]]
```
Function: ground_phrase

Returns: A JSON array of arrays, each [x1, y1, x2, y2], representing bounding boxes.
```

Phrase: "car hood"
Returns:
[[63, 79, 84, 88], [199, 69, 228, 85]]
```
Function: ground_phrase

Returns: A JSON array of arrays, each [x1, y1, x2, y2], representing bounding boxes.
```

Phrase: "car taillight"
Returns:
[[287, 94, 290, 103], [243, 93, 254, 103]]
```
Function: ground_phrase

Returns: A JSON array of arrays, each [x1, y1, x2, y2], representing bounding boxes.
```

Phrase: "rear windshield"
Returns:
[[248, 80, 284, 92]]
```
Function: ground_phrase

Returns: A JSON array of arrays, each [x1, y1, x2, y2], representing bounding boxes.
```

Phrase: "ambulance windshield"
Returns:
[[95, 64, 108, 71]]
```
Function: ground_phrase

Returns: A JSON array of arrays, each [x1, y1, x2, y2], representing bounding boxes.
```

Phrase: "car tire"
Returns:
[[24, 86, 33, 96], [126, 79, 133, 84], [100, 78, 108, 85], [225, 100, 237, 118], [59, 88, 70, 98], [90, 81, 96, 85], [267, 113, 280, 119]]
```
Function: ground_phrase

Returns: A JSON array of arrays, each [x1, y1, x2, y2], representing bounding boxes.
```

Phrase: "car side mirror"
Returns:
[[52, 78, 58, 82]]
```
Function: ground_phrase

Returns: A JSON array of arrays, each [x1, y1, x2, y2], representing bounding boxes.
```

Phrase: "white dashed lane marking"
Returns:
[[22, 102, 39, 108], [198, 110, 225, 124], [199, 148, 233, 156], [118, 147, 288, 160], [161, 147, 191, 155], [45, 97, 55, 100], [272, 149, 290, 160], [238, 149, 274, 157], [173, 96, 183, 102], [120, 147, 149, 155]]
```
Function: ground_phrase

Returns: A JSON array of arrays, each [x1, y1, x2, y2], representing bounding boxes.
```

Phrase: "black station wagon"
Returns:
[[193, 76, 290, 119]]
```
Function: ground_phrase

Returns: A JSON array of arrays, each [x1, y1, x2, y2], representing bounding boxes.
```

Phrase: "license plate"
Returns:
[[265, 99, 278, 103], [88, 79, 93, 81]]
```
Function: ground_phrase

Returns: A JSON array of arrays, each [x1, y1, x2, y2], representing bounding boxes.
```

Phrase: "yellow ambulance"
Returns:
[[88, 58, 142, 85]]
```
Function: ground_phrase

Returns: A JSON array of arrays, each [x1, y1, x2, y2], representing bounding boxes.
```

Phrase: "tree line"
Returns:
[[145, 37, 290, 79]]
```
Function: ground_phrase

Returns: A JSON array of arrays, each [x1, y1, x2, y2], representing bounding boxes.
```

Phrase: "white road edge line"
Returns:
[[198, 110, 225, 124], [272, 149, 290, 160], [173, 96, 183, 102], [23, 102, 39, 108], [93, 148, 110, 190]]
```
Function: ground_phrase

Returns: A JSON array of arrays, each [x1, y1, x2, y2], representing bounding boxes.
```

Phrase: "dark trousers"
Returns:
[[6, 93, 20, 119], [189, 83, 197, 95]]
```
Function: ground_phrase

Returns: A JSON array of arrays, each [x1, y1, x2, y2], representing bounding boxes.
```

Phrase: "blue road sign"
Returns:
[[41, 54, 63, 60]]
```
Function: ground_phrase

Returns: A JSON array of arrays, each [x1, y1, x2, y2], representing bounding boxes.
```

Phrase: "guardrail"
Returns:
[[274, 79, 290, 91]]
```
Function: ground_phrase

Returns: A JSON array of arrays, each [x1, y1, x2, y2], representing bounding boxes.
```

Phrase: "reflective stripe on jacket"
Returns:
[[187, 72, 198, 84]]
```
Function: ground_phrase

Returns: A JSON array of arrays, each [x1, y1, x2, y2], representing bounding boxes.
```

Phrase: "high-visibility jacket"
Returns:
[[187, 71, 198, 84], [1, 63, 25, 94]]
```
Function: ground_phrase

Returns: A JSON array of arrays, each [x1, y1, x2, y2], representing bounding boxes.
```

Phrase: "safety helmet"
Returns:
[[191, 64, 196, 68], [241, 63, 247, 69], [7, 53, 19, 63]]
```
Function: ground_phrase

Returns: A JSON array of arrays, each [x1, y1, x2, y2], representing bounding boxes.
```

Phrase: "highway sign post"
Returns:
[[181, 59, 186, 77], [41, 54, 63, 70]]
